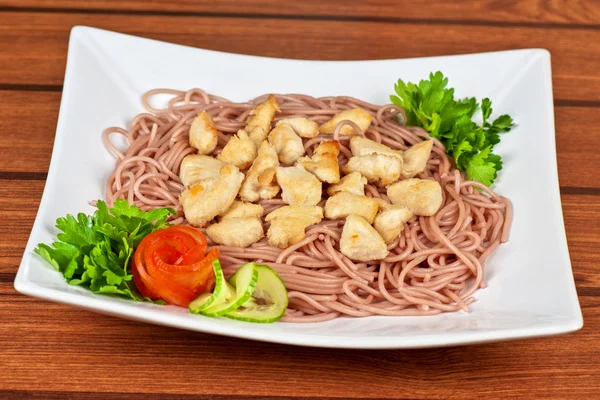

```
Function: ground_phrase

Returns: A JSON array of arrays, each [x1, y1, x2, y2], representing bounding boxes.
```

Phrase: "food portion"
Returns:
[[340, 214, 389, 262], [319, 108, 373, 135], [239, 140, 280, 202], [386, 178, 443, 217], [189, 112, 218, 155], [276, 165, 322, 206], [132, 226, 219, 307], [38, 72, 513, 324], [34, 200, 175, 301], [297, 141, 341, 184], [265, 205, 324, 249], [189, 260, 288, 323], [268, 123, 305, 165], [178, 162, 244, 227], [391, 71, 514, 186]]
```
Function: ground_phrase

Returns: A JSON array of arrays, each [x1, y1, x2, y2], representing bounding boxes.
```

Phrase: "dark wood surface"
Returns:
[[1, 2, 599, 399]]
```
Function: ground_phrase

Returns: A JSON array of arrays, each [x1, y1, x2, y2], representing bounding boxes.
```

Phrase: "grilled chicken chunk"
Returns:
[[276, 117, 319, 138], [268, 123, 306, 166], [217, 129, 257, 169], [343, 154, 403, 187], [349, 136, 403, 159], [276, 165, 322, 206], [219, 200, 264, 221], [386, 178, 443, 216], [402, 140, 433, 178], [239, 141, 280, 202], [206, 217, 264, 248], [265, 205, 324, 248], [245, 94, 280, 148], [319, 109, 373, 136], [324, 192, 379, 224], [326, 171, 368, 196], [340, 214, 388, 261], [179, 155, 224, 188], [373, 204, 413, 244], [189, 111, 218, 155], [297, 140, 340, 183], [179, 163, 244, 227]]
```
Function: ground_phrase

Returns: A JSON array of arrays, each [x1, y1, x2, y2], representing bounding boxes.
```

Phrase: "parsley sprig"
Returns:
[[391, 71, 514, 186], [35, 200, 175, 301]]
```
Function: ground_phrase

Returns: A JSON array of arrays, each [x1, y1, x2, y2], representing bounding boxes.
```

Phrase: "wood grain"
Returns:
[[1, 2, 600, 399], [0, 90, 58, 173], [0, 282, 598, 399], [2, 90, 600, 191], [0, 12, 599, 102], [1, 0, 599, 26]]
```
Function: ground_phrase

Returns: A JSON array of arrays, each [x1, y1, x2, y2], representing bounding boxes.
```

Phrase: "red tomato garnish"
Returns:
[[132, 226, 218, 307]]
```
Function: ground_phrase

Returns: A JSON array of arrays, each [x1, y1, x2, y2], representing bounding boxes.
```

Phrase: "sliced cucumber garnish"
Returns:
[[189, 258, 226, 313], [225, 264, 288, 323], [201, 262, 258, 317]]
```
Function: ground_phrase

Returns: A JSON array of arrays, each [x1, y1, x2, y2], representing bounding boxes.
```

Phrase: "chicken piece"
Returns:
[[343, 154, 402, 187], [206, 217, 264, 248], [373, 204, 413, 244], [297, 140, 340, 183], [319, 109, 373, 135], [179, 164, 245, 227], [276, 166, 322, 206], [373, 197, 390, 210], [276, 117, 319, 138], [265, 205, 323, 249], [349, 136, 403, 159], [245, 94, 280, 148], [266, 204, 324, 221], [268, 123, 305, 165], [219, 200, 264, 221], [386, 178, 443, 216], [326, 171, 368, 196], [179, 155, 224, 188], [324, 192, 379, 224], [340, 214, 388, 262], [188, 111, 218, 155], [239, 140, 280, 202], [217, 129, 257, 169], [402, 140, 433, 178]]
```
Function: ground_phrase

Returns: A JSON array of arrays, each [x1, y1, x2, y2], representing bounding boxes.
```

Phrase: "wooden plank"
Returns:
[[555, 106, 600, 189], [0, 90, 58, 173], [0, 12, 599, 101], [1, 0, 599, 26], [2, 90, 600, 190], [0, 280, 598, 398]]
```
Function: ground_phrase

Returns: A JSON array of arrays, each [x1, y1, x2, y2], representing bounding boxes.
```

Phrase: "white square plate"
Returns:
[[15, 26, 583, 349]]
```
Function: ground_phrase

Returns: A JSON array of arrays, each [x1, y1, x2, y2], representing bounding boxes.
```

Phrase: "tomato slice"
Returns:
[[175, 243, 208, 265], [131, 226, 218, 307], [167, 225, 207, 248], [149, 247, 218, 290], [132, 241, 160, 299], [154, 246, 183, 264]]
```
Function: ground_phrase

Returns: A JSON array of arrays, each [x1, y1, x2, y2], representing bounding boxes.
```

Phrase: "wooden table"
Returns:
[[1, 1, 599, 398]]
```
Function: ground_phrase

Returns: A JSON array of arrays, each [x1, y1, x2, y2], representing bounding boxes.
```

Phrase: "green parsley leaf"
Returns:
[[34, 200, 173, 302], [465, 146, 503, 186], [390, 72, 515, 185]]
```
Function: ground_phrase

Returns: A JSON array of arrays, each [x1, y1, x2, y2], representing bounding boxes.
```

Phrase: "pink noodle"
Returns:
[[102, 89, 512, 321]]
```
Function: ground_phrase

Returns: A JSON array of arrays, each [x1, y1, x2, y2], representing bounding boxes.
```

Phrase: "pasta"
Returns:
[[102, 88, 512, 322]]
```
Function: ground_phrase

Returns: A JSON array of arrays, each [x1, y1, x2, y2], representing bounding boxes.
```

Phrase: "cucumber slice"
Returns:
[[189, 259, 226, 313], [225, 264, 288, 323], [201, 262, 258, 317]]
